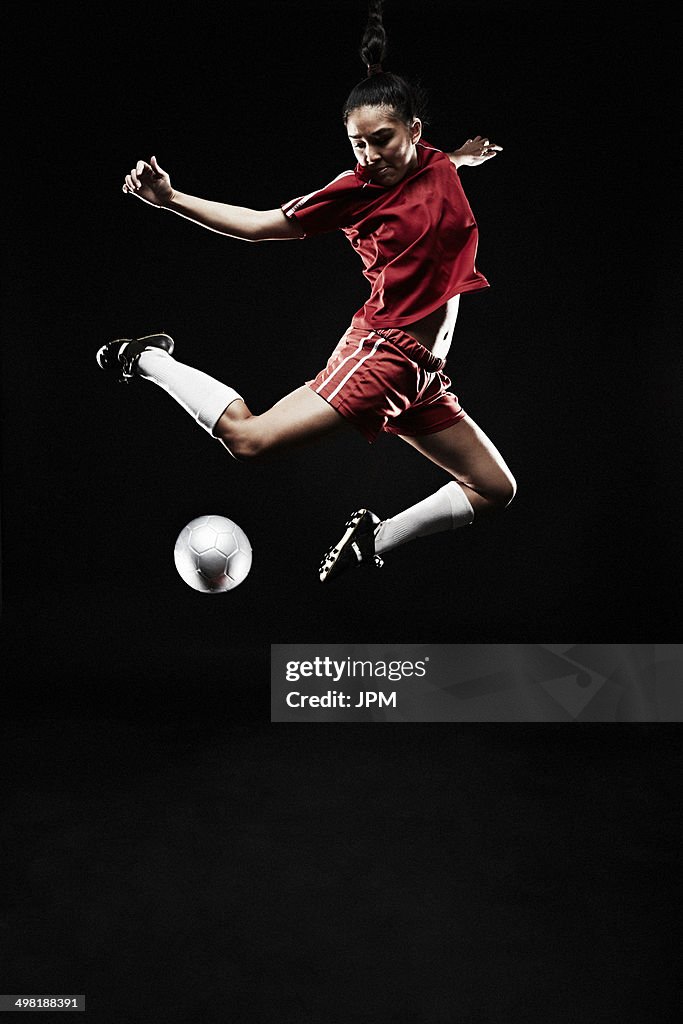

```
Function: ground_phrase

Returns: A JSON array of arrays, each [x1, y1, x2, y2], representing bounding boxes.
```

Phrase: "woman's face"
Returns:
[[346, 105, 421, 186]]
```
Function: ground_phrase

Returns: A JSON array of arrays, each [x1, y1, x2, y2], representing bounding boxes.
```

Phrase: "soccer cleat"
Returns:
[[319, 508, 384, 582], [96, 332, 174, 383]]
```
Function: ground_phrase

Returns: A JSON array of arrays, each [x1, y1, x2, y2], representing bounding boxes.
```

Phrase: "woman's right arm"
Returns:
[[123, 156, 302, 242]]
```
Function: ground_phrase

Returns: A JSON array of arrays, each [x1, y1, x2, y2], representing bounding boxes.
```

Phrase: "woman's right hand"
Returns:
[[123, 155, 173, 206]]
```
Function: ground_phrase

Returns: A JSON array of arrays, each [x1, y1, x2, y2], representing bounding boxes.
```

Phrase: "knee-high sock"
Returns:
[[374, 481, 474, 555], [135, 349, 242, 435]]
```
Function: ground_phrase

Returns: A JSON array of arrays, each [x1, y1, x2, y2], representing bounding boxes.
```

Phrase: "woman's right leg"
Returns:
[[214, 385, 349, 458], [133, 346, 348, 457]]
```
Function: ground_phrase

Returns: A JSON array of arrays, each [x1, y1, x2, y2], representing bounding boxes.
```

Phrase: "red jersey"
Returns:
[[281, 141, 489, 330]]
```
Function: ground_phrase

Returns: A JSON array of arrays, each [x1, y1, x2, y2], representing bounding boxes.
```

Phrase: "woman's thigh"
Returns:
[[399, 414, 516, 506], [217, 385, 351, 457]]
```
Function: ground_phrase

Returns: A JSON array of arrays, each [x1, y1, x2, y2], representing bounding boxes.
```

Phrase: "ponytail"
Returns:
[[360, 0, 387, 74], [343, 0, 429, 127]]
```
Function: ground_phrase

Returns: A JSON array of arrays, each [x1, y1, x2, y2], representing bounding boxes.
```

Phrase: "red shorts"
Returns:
[[307, 324, 466, 443]]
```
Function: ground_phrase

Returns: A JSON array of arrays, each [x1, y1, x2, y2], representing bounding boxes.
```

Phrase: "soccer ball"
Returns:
[[174, 515, 253, 593]]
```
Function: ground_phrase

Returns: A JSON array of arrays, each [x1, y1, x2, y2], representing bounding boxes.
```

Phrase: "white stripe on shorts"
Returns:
[[315, 330, 371, 395], [318, 332, 384, 402]]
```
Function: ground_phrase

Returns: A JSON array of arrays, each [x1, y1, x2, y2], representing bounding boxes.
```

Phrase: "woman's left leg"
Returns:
[[319, 414, 515, 580], [373, 414, 516, 556], [400, 413, 516, 512]]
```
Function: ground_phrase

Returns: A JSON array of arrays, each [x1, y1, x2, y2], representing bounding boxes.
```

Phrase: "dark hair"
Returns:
[[342, 0, 429, 127]]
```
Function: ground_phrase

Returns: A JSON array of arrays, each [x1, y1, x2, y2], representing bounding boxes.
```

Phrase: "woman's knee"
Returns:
[[473, 470, 516, 510], [490, 471, 517, 509], [215, 419, 268, 461]]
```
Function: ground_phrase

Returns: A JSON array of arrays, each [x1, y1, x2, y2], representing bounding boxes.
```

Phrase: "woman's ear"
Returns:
[[411, 118, 423, 143]]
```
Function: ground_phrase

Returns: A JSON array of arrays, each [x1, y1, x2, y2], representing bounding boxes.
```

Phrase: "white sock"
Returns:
[[134, 348, 242, 435], [374, 481, 474, 555]]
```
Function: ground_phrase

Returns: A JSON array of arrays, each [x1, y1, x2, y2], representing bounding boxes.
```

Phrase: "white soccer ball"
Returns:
[[174, 515, 252, 593]]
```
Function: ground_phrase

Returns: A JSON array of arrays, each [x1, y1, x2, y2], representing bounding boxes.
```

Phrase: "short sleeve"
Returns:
[[281, 170, 359, 238]]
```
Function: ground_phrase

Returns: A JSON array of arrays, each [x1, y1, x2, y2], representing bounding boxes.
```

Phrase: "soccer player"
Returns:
[[97, 0, 516, 581]]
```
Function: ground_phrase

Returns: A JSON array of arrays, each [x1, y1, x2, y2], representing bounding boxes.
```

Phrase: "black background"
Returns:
[[1, 2, 681, 1021]]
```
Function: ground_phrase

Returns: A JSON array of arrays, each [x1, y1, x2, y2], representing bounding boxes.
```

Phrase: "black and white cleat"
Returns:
[[319, 508, 384, 582], [96, 332, 174, 383]]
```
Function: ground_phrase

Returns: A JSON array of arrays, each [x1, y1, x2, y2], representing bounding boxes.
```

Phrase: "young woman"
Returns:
[[97, 0, 516, 582]]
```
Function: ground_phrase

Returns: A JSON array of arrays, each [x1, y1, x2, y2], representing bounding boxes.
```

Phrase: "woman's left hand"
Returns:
[[451, 136, 503, 166]]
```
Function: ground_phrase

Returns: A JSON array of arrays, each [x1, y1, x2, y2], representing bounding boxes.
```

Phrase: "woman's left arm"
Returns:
[[448, 135, 503, 168]]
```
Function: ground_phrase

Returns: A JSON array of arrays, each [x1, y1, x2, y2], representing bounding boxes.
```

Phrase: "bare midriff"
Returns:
[[402, 295, 460, 360]]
